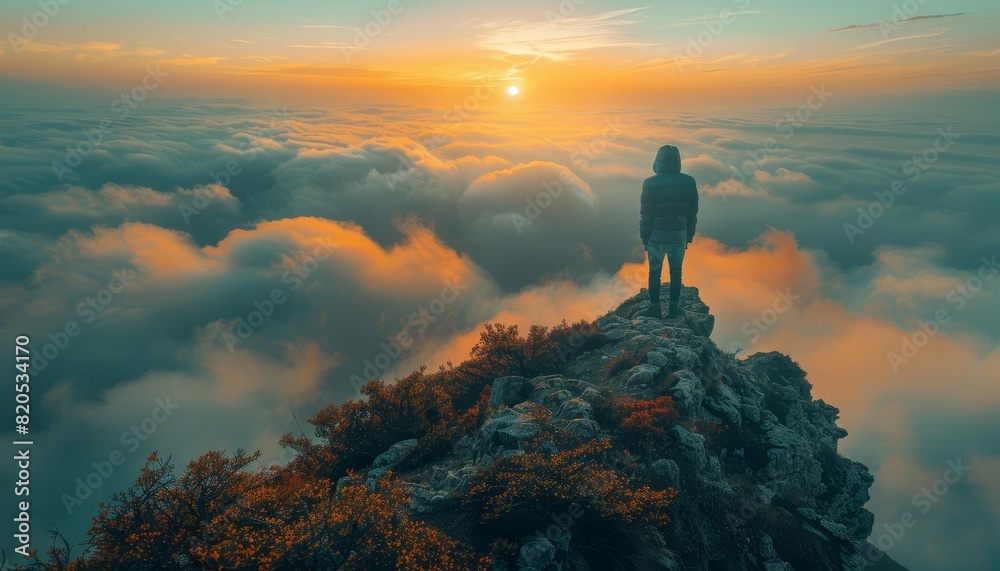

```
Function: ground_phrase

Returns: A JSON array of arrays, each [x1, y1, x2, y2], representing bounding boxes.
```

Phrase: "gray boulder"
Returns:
[[517, 537, 557, 571], [491, 376, 530, 408]]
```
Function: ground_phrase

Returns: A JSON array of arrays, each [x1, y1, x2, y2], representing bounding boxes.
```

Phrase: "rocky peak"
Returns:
[[359, 286, 903, 570]]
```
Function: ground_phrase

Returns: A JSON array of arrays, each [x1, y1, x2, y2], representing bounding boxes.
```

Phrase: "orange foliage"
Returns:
[[619, 396, 680, 439], [75, 452, 486, 571], [309, 369, 456, 477], [593, 395, 680, 453], [464, 439, 676, 532], [273, 474, 488, 571], [18, 317, 645, 571], [85, 451, 265, 570]]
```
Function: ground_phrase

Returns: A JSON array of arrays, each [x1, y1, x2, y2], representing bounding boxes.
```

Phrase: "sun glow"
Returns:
[[507, 85, 519, 96]]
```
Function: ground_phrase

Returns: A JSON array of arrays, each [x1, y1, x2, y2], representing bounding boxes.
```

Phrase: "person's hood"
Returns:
[[653, 145, 681, 174]]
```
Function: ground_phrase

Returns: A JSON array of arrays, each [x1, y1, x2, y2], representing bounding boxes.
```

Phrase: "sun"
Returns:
[[507, 85, 519, 96]]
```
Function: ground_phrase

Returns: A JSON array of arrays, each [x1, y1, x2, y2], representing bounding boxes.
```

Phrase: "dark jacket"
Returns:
[[640, 145, 698, 246]]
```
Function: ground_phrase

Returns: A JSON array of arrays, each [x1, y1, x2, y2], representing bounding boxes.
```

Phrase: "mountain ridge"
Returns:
[[349, 286, 908, 570], [17, 285, 911, 571]]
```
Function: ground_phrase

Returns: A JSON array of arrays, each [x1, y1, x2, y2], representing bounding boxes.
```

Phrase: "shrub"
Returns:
[[21, 316, 649, 571], [466, 321, 608, 387], [395, 389, 491, 472], [460, 439, 676, 568], [272, 474, 488, 571], [619, 396, 679, 441], [465, 439, 674, 530], [308, 369, 455, 478], [85, 451, 264, 570], [547, 319, 606, 357], [593, 396, 679, 454], [66, 452, 487, 571]]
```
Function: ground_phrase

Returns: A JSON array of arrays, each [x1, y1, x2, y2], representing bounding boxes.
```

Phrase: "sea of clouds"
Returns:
[[1, 96, 998, 570]]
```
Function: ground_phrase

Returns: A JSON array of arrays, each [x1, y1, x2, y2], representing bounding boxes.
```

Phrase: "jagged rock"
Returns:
[[646, 350, 670, 367], [673, 345, 701, 370], [426, 465, 476, 497], [668, 370, 704, 417], [491, 376, 531, 408], [479, 404, 541, 450], [580, 387, 602, 403], [705, 381, 742, 427], [669, 425, 707, 470], [626, 364, 660, 387], [373, 439, 418, 468], [409, 486, 455, 514], [544, 389, 573, 408], [378, 286, 897, 571], [680, 309, 715, 337], [819, 515, 851, 541], [555, 397, 592, 421], [565, 418, 599, 439], [334, 475, 351, 495], [517, 537, 557, 571], [741, 402, 762, 423], [755, 534, 795, 570], [367, 439, 418, 480], [650, 458, 681, 489]]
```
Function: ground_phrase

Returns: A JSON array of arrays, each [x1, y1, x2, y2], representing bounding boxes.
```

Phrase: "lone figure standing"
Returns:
[[639, 145, 699, 318]]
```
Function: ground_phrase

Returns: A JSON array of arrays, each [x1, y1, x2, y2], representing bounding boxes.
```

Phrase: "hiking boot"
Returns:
[[667, 302, 684, 319], [639, 303, 662, 318]]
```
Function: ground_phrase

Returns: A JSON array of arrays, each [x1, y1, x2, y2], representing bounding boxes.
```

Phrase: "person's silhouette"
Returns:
[[639, 145, 699, 318]]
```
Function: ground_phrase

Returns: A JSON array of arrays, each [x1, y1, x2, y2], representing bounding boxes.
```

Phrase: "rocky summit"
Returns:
[[44, 285, 910, 571], [359, 286, 904, 571]]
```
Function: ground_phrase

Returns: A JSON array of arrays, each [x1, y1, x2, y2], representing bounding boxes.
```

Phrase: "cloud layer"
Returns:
[[1, 98, 998, 570]]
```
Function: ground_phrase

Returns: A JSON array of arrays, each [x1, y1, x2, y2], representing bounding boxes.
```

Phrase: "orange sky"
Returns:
[[2, 3, 998, 107]]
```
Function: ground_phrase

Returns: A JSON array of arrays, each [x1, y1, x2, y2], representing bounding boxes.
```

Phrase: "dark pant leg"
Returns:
[[666, 244, 686, 305], [647, 245, 665, 304], [669, 266, 682, 304]]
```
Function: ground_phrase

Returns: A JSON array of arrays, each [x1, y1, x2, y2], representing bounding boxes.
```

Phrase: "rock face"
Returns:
[[363, 286, 899, 570]]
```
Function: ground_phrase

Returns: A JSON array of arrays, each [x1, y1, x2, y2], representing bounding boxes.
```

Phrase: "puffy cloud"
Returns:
[[0, 98, 998, 570]]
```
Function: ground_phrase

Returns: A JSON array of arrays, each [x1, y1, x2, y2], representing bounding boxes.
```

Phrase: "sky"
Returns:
[[2, 0, 999, 106], [1, 1, 999, 569]]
